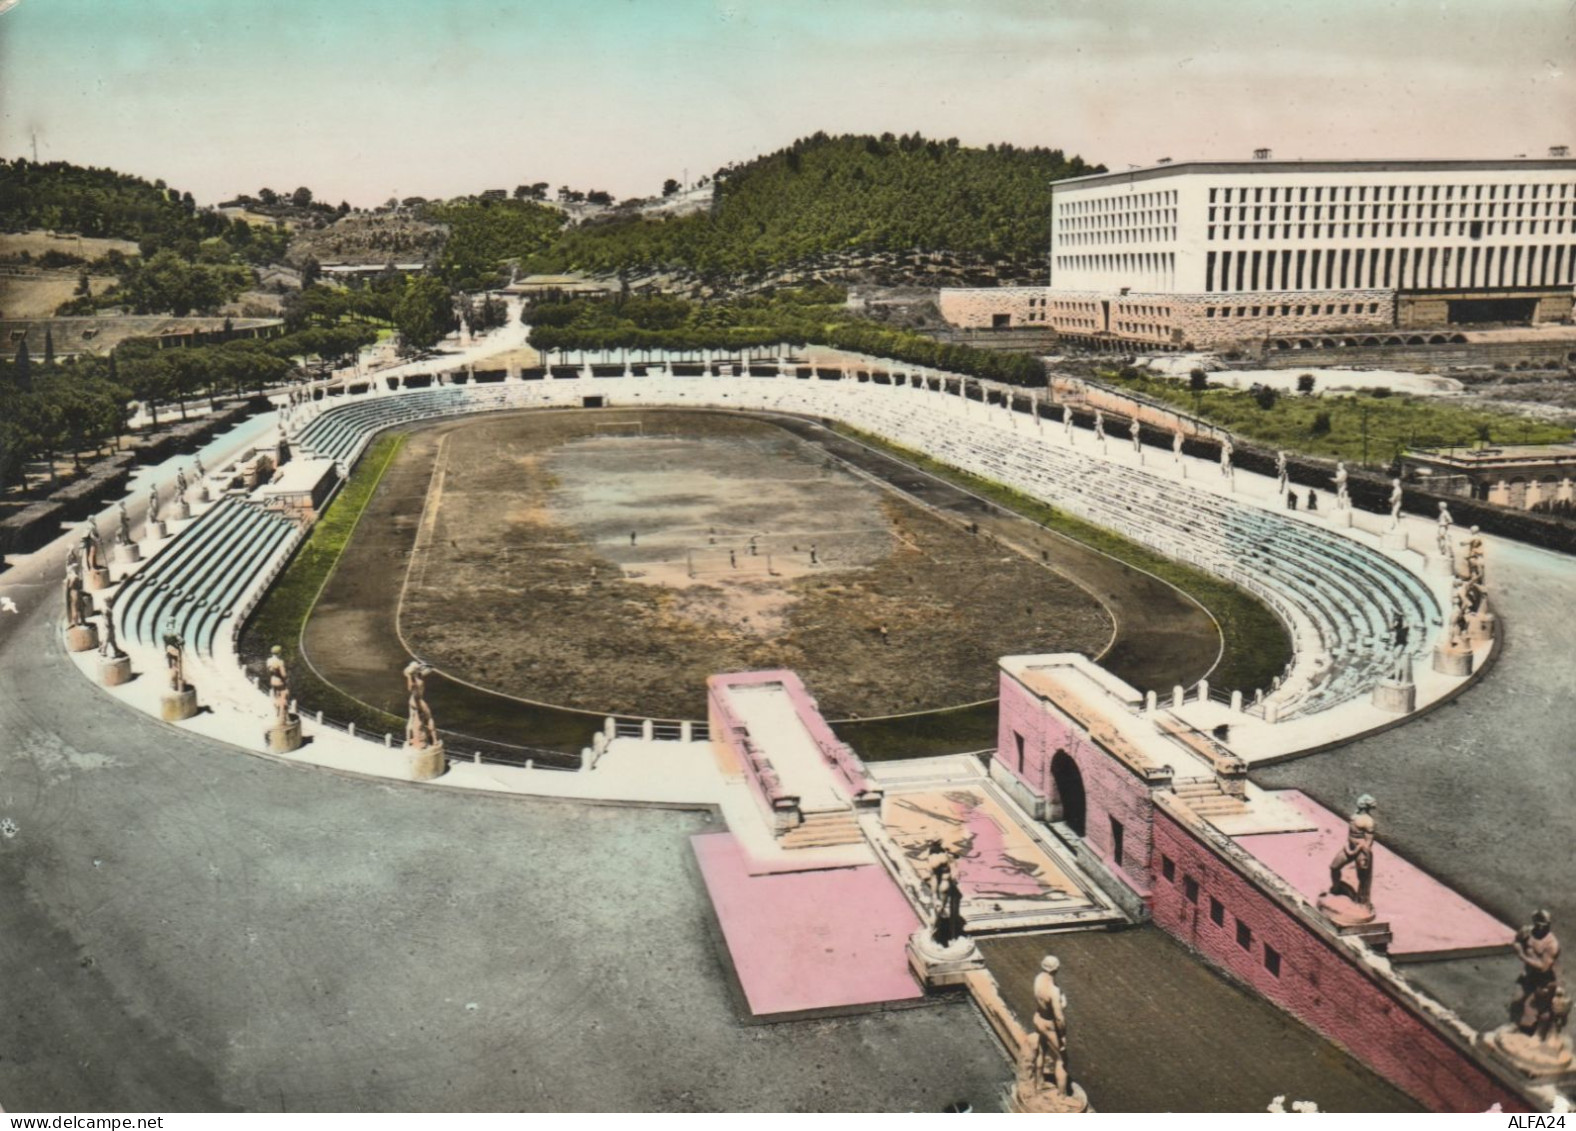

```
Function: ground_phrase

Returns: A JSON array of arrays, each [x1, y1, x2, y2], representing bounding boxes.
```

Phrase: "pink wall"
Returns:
[[996, 672, 1155, 895], [1150, 806, 1530, 1114]]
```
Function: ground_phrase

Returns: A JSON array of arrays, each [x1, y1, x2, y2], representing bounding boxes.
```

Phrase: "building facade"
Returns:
[[943, 157, 1576, 351]]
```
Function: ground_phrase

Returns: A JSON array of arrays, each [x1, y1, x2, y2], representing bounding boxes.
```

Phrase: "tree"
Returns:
[[291, 186, 314, 209], [337, 200, 351, 216], [1188, 367, 1209, 415], [75, 271, 91, 297], [43, 327, 55, 367], [12, 339, 31, 391], [392, 276, 456, 354], [300, 255, 322, 288], [1296, 373, 1316, 395], [1253, 384, 1279, 410], [662, 178, 681, 198], [258, 188, 279, 205], [587, 190, 613, 206]]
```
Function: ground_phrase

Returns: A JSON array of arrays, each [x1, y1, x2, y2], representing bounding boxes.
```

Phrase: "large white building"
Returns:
[[940, 156, 1576, 351]]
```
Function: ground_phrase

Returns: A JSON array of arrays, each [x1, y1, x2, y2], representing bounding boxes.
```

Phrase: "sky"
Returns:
[[0, 0, 1572, 208]]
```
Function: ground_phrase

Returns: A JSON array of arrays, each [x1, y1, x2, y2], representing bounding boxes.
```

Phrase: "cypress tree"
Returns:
[[44, 326, 55, 367], [14, 338, 31, 390]]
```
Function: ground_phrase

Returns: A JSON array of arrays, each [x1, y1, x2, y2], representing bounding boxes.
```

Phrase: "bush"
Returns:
[[1368, 386, 1393, 398], [1253, 385, 1279, 410], [1296, 373, 1316, 395], [1310, 411, 1332, 436]]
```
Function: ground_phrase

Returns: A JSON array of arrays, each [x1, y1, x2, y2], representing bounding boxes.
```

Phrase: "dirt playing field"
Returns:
[[392, 410, 1112, 719]]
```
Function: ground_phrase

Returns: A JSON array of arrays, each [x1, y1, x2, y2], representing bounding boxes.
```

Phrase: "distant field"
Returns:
[[0, 229, 139, 260], [0, 272, 117, 319]]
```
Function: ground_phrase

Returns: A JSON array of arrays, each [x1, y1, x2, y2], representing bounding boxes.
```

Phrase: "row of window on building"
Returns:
[[1208, 181, 1573, 205], [1204, 242, 1573, 293], [1061, 188, 1179, 214], [1204, 301, 1383, 320], [1208, 219, 1570, 241], [1114, 320, 1171, 338], [1060, 227, 1179, 247], [1160, 853, 1284, 978], [1210, 199, 1571, 223], [1052, 251, 1177, 281]]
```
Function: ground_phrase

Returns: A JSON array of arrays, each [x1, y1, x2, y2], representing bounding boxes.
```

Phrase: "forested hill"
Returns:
[[530, 132, 1104, 278], [0, 158, 233, 254]]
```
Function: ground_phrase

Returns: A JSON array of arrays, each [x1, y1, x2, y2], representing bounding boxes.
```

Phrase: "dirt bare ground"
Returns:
[[395, 411, 1112, 719]]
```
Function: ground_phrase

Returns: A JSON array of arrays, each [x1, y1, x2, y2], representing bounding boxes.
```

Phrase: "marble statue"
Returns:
[[99, 595, 123, 659], [165, 628, 185, 693], [1032, 956, 1071, 1097], [1388, 479, 1403, 530], [79, 522, 105, 572], [1389, 614, 1412, 682], [1334, 462, 1350, 509], [1324, 794, 1377, 911], [116, 500, 133, 545], [63, 558, 87, 627], [1436, 502, 1454, 555], [147, 483, 161, 525], [1466, 529, 1486, 586], [921, 839, 966, 949], [194, 454, 205, 478], [1093, 411, 1105, 442], [1129, 417, 1142, 453], [1510, 911, 1570, 1044], [1488, 909, 1574, 1074], [1275, 450, 1289, 494], [1219, 437, 1234, 479], [175, 467, 188, 501], [404, 659, 440, 750], [1173, 430, 1184, 462], [1010, 953, 1090, 1112], [267, 645, 292, 726], [1063, 409, 1075, 440]]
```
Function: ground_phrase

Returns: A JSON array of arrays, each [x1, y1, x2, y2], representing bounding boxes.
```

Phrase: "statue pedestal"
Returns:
[[1432, 644, 1474, 677], [174, 500, 191, 521], [197, 486, 211, 503], [1007, 1081, 1091, 1114], [402, 741, 447, 781], [1371, 678, 1416, 714], [85, 566, 112, 591], [99, 654, 132, 686], [1330, 507, 1353, 528], [266, 719, 303, 754], [1430, 553, 1455, 577], [1381, 529, 1409, 551], [160, 687, 199, 721], [1316, 894, 1392, 949], [114, 542, 142, 564], [145, 520, 167, 541], [65, 623, 100, 652], [1467, 611, 1497, 643], [906, 930, 985, 989], [1483, 1026, 1575, 1079]]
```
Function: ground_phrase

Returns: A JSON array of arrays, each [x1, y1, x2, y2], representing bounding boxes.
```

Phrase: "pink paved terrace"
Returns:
[[1235, 791, 1514, 959], [692, 833, 923, 1017]]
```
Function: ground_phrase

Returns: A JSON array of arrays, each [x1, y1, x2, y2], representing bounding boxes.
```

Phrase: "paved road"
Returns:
[[0, 545, 1007, 1111]]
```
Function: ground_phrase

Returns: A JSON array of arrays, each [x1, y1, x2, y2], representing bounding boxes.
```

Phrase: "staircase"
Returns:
[[1170, 779, 1250, 820], [779, 808, 865, 850]]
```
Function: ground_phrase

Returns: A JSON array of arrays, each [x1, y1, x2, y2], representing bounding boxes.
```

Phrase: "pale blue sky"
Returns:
[[1, 0, 1571, 207]]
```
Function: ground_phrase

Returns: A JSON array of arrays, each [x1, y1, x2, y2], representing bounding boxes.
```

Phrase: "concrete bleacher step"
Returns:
[[779, 808, 865, 849]]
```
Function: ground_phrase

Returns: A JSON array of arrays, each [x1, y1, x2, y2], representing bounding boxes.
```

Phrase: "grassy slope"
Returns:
[[829, 423, 1293, 698], [240, 432, 407, 734]]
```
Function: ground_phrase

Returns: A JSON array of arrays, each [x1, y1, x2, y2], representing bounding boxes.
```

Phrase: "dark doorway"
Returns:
[[1050, 749, 1086, 837], [581, 395, 605, 408], [1446, 297, 1537, 325], [991, 313, 1012, 328]]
